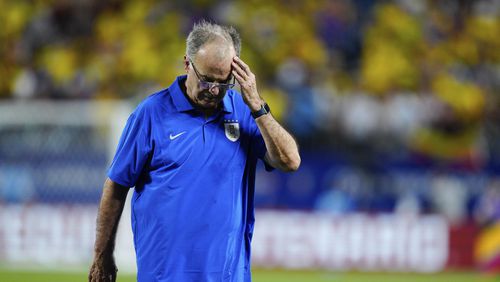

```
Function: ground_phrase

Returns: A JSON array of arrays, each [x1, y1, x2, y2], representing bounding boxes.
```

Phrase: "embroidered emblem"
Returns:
[[224, 120, 240, 142]]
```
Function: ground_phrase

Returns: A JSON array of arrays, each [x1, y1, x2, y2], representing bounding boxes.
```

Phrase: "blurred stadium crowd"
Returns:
[[1, 0, 500, 229]]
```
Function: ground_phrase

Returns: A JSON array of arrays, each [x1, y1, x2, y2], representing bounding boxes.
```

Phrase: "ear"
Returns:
[[183, 55, 190, 73]]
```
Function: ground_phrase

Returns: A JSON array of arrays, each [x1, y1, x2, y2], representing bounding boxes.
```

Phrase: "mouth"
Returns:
[[200, 91, 220, 102], [194, 92, 220, 108], [203, 93, 215, 100]]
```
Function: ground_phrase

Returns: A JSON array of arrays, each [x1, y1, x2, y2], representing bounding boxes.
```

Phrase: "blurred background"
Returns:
[[1, 0, 500, 280]]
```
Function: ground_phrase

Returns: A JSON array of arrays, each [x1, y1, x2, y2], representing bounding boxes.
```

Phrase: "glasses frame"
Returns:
[[188, 58, 236, 92]]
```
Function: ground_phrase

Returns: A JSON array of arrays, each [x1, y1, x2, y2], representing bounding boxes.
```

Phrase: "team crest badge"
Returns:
[[224, 120, 240, 142]]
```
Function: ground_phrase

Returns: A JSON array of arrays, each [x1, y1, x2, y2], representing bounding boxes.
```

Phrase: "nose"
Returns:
[[208, 85, 220, 96]]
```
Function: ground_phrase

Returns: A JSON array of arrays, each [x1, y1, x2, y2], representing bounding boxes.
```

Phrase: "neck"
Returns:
[[200, 105, 218, 118]]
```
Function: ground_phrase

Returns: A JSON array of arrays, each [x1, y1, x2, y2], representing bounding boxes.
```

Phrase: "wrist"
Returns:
[[251, 103, 271, 119], [248, 101, 263, 112], [94, 244, 115, 257]]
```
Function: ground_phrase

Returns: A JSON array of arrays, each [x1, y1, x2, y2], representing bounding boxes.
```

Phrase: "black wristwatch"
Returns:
[[251, 103, 271, 119]]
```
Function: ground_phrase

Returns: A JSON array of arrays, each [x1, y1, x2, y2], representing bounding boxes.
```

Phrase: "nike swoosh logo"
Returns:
[[169, 131, 186, 140]]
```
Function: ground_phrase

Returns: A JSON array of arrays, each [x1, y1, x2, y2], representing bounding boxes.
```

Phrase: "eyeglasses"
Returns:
[[189, 58, 235, 92]]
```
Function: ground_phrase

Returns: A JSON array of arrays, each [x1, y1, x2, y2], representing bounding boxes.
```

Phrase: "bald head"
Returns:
[[194, 39, 235, 77], [186, 20, 241, 60], [186, 22, 238, 84]]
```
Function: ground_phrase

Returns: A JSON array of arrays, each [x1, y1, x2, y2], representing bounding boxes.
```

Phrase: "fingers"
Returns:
[[232, 56, 256, 82], [231, 57, 260, 108], [232, 56, 250, 76], [231, 60, 247, 81], [89, 266, 117, 282], [231, 67, 244, 82], [89, 273, 115, 282], [232, 56, 257, 87]]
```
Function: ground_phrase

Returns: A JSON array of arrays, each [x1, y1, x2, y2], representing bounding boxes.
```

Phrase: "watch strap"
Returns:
[[251, 103, 271, 119]]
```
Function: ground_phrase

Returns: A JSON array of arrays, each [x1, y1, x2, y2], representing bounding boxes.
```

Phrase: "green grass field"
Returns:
[[0, 269, 499, 282]]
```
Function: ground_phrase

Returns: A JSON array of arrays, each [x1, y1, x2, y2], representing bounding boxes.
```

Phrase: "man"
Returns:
[[88, 21, 300, 282]]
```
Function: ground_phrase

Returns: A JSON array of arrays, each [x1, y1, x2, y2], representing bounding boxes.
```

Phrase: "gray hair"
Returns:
[[186, 20, 241, 59]]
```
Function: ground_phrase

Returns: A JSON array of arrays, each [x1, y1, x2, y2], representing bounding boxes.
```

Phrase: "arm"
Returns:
[[255, 113, 300, 171], [89, 178, 130, 282], [232, 57, 301, 172]]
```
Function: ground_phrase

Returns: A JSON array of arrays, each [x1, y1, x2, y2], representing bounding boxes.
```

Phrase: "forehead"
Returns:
[[194, 42, 235, 79]]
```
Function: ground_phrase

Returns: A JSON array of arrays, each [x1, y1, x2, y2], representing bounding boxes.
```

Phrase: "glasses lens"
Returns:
[[199, 81, 233, 92], [199, 80, 211, 89]]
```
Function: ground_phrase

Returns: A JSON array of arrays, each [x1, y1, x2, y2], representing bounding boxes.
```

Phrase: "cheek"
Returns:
[[186, 76, 198, 92]]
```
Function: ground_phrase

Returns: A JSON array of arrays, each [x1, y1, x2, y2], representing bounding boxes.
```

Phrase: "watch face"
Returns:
[[264, 103, 270, 113]]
